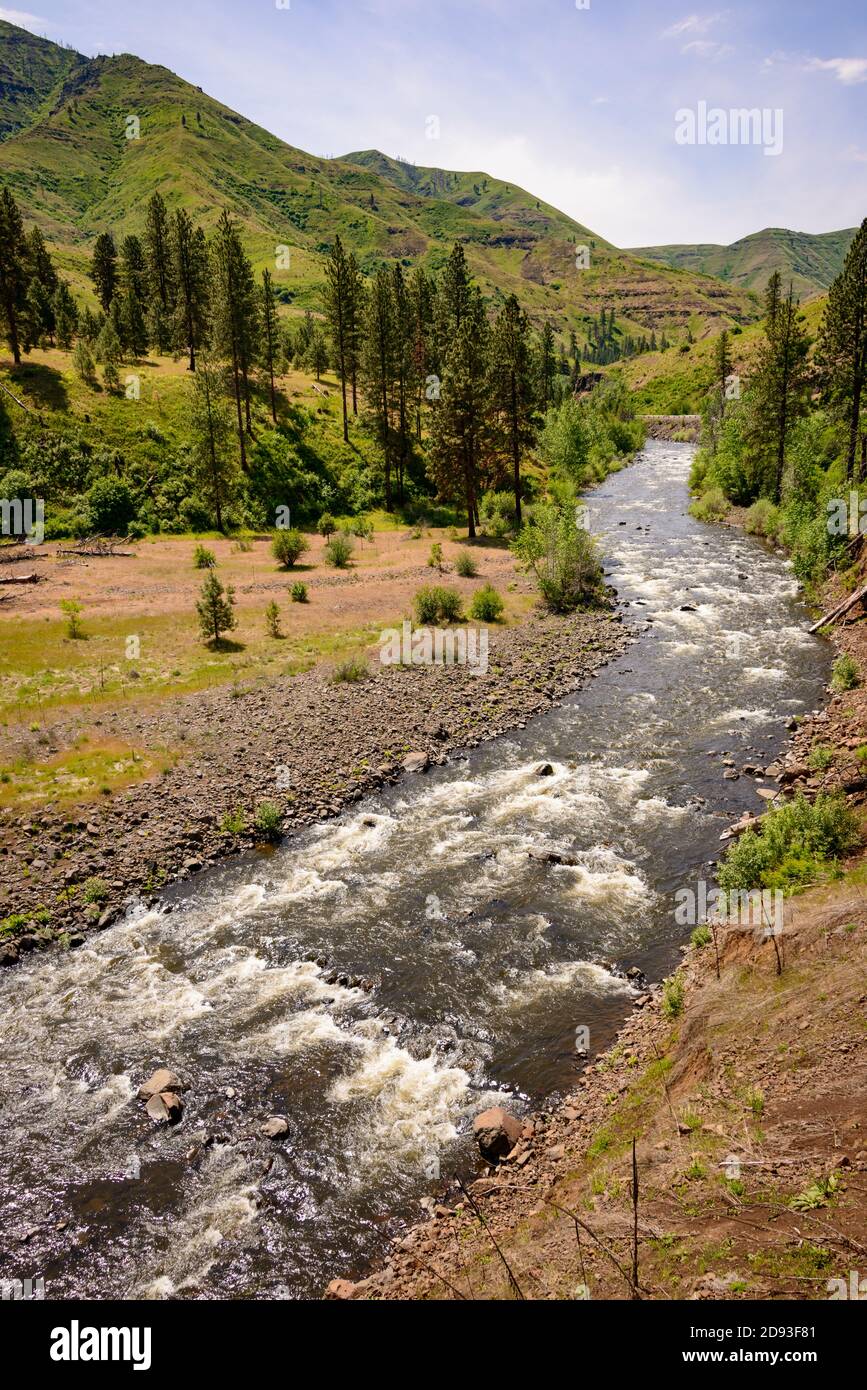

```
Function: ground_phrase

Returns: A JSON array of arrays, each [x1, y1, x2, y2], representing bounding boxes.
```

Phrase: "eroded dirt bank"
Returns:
[[339, 858, 867, 1301]]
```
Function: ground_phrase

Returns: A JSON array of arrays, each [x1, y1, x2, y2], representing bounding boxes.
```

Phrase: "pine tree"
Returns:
[[171, 210, 209, 373], [390, 262, 414, 503], [489, 294, 537, 525], [196, 570, 237, 645], [95, 318, 123, 389], [409, 265, 435, 441], [53, 282, 79, 349], [188, 359, 237, 531], [435, 242, 472, 369], [750, 277, 811, 504], [90, 232, 117, 314], [212, 210, 260, 468], [120, 235, 148, 358], [537, 322, 557, 412], [323, 235, 353, 441], [260, 269, 280, 424], [345, 252, 365, 415], [428, 287, 490, 538], [362, 265, 397, 509], [143, 191, 176, 351], [0, 186, 29, 363], [714, 329, 733, 418], [308, 325, 328, 380], [817, 218, 867, 479], [24, 225, 58, 345]]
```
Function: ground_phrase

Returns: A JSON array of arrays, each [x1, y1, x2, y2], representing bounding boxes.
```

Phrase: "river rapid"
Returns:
[[0, 440, 831, 1300]]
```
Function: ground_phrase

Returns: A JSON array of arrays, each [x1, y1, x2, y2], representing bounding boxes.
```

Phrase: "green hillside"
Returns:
[[628, 227, 856, 302], [0, 21, 79, 140], [0, 18, 758, 345], [612, 296, 828, 414]]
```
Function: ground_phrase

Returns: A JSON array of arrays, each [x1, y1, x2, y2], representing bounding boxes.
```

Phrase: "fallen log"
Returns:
[[808, 582, 867, 634], [0, 572, 42, 585]]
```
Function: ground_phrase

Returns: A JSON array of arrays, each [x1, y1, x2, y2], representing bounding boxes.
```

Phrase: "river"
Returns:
[[0, 440, 831, 1300]]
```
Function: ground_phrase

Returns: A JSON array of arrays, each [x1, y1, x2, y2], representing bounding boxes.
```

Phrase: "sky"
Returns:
[[2, 0, 865, 246]]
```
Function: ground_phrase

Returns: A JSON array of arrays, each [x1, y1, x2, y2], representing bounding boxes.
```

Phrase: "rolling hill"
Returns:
[[628, 227, 856, 302], [0, 17, 758, 347]]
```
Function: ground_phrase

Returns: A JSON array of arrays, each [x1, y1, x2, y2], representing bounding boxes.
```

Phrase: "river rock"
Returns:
[[326, 1279, 358, 1300], [138, 1068, 184, 1100], [261, 1116, 290, 1139], [534, 762, 554, 777], [473, 1106, 522, 1162], [145, 1091, 183, 1124], [402, 752, 430, 774]]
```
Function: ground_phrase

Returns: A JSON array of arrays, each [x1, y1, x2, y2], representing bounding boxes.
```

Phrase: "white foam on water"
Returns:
[[743, 666, 787, 681], [327, 1027, 471, 1178], [133, 1143, 258, 1298], [495, 958, 633, 1010]]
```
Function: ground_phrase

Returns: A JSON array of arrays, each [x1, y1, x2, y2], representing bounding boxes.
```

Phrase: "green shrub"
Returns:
[[662, 974, 685, 1019], [470, 584, 504, 622], [689, 487, 729, 523], [60, 598, 85, 639], [333, 656, 369, 683], [254, 801, 282, 841], [455, 549, 478, 578], [831, 653, 860, 691], [809, 746, 833, 771], [82, 876, 109, 905], [412, 585, 463, 624], [265, 601, 282, 638], [512, 502, 604, 612], [317, 512, 336, 538], [718, 793, 859, 894], [690, 924, 712, 949], [193, 544, 216, 569], [744, 498, 781, 540], [413, 585, 440, 624], [272, 529, 309, 568], [86, 476, 136, 536], [290, 582, 308, 603], [220, 807, 246, 834], [324, 534, 354, 568], [437, 586, 463, 622], [427, 542, 445, 572]]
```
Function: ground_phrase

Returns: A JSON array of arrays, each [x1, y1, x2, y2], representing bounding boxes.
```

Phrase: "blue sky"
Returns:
[[3, 0, 865, 245]]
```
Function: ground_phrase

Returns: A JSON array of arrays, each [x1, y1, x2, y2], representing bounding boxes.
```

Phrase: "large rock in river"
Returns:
[[473, 1106, 522, 1162]]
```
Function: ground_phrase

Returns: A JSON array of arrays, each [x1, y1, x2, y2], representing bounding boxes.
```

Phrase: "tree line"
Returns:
[[0, 179, 647, 534]]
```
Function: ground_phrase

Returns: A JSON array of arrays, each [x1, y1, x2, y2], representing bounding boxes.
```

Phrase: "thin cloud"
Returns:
[[806, 56, 867, 85], [663, 13, 726, 39], [682, 39, 735, 59], [0, 7, 48, 23]]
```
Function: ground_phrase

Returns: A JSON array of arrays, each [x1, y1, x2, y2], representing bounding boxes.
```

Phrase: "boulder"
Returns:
[[261, 1116, 289, 1139], [138, 1068, 184, 1101], [534, 762, 554, 777], [145, 1091, 183, 1125], [402, 752, 430, 774], [326, 1279, 358, 1300], [473, 1106, 522, 1162]]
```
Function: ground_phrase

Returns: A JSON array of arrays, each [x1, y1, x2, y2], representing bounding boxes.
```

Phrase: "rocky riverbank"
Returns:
[[0, 604, 631, 964]]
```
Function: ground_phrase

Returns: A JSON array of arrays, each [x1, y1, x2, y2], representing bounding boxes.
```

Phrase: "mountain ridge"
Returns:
[[0, 18, 761, 344], [628, 226, 856, 301]]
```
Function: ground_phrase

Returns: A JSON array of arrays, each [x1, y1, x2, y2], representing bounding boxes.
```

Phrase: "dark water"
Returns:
[[0, 441, 831, 1300]]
